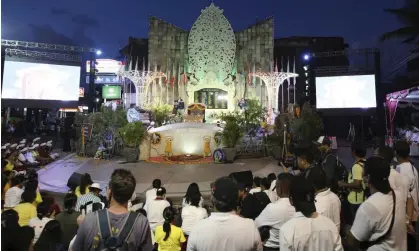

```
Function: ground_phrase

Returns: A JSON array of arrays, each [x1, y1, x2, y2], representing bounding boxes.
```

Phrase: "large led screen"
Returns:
[[315, 74, 377, 109], [2, 61, 81, 101]]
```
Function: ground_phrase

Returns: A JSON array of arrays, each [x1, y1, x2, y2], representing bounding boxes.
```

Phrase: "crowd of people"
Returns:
[[1, 137, 60, 173], [1, 137, 418, 251]]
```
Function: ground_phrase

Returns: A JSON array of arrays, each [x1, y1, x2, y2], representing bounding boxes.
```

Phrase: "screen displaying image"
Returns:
[[315, 75, 377, 109], [1, 61, 81, 101]]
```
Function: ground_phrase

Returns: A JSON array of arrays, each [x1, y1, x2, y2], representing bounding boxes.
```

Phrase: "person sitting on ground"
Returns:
[[347, 157, 407, 250], [181, 194, 208, 236], [18, 147, 38, 166], [249, 177, 262, 194], [255, 173, 296, 251], [75, 173, 93, 197], [31, 144, 51, 165], [29, 201, 52, 244], [25, 179, 43, 205], [44, 196, 61, 218], [75, 183, 102, 211], [46, 141, 60, 159], [187, 177, 262, 251], [34, 220, 63, 251], [306, 167, 341, 232], [72, 169, 153, 251], [4, 152, 17, 171], [4, 174, 25, 209], [261, 177, 278, 203], [14, 190, 37, 226], [2, 170, 14, 207], [182, 183, 204, 207], [268, 173, 277, 191], [155, 207, 186, 251], [145, 187, 171, 231], [24, 146, 40, 165], [279, 176, 343, 251], [55, 193, 80, 249], [144, 179, 162, 209]]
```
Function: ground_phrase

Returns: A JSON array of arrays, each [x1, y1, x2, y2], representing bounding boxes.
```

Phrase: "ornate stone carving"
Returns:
[[188, 3, 236, 82]]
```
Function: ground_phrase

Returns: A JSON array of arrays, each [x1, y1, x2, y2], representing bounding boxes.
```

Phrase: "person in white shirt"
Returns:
[[182, 182, 204, 207], [187, 177, 262, 251], [347, 157, 407, 251], [145, 186, 170, 231], [24, 146, 39, 164], [261, 177, 278, 203], [181, 194, 208, 235], [255, 173, 295, 251], [279, 175, 343, 251], [268, 173, 277, 191], [249, 177, 262, 194], [29, 202, 52, 244], [307, 167, 341, 232], [394, 141, 418, 250], [144, 179, 161, 210], [4, 175, 25, 209]]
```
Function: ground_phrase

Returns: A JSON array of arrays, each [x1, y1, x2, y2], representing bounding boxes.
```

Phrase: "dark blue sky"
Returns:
[[1, 0, 411, 65]]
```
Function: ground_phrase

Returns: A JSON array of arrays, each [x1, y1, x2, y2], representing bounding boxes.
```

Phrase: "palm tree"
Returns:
[[380, 0, 419, 45]]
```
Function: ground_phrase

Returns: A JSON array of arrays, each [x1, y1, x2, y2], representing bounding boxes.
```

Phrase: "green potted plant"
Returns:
[[217, 114, 243, 162], [119, 121, 147, 162]]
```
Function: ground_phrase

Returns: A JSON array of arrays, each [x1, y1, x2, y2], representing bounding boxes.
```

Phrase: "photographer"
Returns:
[[293, 143, 321, 179]]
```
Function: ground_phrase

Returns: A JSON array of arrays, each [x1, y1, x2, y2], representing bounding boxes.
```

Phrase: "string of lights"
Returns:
[[4, 48, 82, 62], [1, 39, 99, 53]]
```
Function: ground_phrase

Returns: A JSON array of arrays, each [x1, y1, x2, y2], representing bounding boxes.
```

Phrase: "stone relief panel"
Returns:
[[188, 3, 236, 82]]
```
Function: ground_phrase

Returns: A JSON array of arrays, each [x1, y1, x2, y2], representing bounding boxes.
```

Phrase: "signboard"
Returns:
[[102, 86, 121, 99], [86, 75, 121, 84], [86, 59, 122, 74], [79, 87, 85, 97], [82, 123, 93, 140]]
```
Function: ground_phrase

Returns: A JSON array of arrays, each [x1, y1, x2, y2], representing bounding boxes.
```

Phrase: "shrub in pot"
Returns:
[[217, 115, 242, 163], [119, 121, 147, 162]]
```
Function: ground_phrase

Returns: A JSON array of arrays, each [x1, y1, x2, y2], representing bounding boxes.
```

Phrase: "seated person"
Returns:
[[46, 141, 59, 159], [31, 144, 51, 165], [18, 148, 38, 167], [24, 147, 40, 165]]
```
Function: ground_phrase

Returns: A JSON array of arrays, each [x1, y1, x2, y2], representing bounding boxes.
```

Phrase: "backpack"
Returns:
[[95, 209, 139, 251], [322, 154, 348, 193]]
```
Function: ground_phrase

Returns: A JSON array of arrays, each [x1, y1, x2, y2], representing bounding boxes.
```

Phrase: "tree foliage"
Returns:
[[118, 121, 147, 148], [380, 0, 419, 45], [144, 102, 173, 126]]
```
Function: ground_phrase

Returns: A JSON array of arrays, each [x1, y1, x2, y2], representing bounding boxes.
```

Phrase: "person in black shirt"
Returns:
[[238, 184, 266, 220], [294, 143, 320, 179]]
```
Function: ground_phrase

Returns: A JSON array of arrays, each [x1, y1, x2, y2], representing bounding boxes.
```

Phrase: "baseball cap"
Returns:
[[315, 136, 331, 146], [212, 177, 238, 204]]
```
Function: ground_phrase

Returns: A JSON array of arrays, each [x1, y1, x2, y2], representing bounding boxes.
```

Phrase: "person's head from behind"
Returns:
[[19, 226, 35, 251], [63, 193, 78, 212], [253, 177, 261, 188], [189, 194, 201, 207], [107, 169, 136, 207], [260, 178, 271, 191], [26, 170, 38, 181], [394, 140, 410, 162], [317, 136, 331, 154], [35, 220, 62, 247], [185, 182, 201, 203], [162, 207, 175, 241], [211, 177, 239, 212], [276, 173, 293, 197], [289, 176, 316, 217], [351, 140, 367, 159], [267, 173, 276, 182], [156, 187, 167, 198], [306, 167, 328, 193], [1, 209, 19, 229], [88, 183, 102, 196], [11, 175, 25, 188], [80, 173, 93, 195], [25, 179, 38, 192], [152, 179, 162, 189], [21, 190, 37, 204], [294, 146, 316, 169], [377, 146, 395, 165], [364, 156, 392, 194], [36, 202, 51, 220]]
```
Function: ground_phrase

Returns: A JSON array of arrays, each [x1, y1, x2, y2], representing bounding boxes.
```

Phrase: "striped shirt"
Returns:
[[75, 192, 101, 212]]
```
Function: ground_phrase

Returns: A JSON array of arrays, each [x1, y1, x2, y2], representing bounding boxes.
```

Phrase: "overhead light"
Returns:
[[96, 50, 102, 56], [303, 54, 310, 61]]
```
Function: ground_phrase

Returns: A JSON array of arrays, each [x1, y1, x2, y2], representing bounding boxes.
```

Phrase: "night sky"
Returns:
[[1, 0, 412, 72]]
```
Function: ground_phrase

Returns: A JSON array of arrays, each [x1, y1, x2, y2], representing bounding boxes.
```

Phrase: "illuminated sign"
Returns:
[[86, 75, 121, 84], [86, 59, 122, 74], [79, 87, 85, 97], [102, 86, 121, 99]]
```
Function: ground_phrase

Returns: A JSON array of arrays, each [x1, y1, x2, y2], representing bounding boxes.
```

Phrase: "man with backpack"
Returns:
[[316, 136, 347, 195], [338, 141, 367, 225], [72, 169, 153, 251]]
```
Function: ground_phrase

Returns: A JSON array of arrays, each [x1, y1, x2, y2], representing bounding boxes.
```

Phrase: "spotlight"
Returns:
[[96, 50, 102, 56], [303, 66, 308, 71], [303, 54, 310, 61]]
